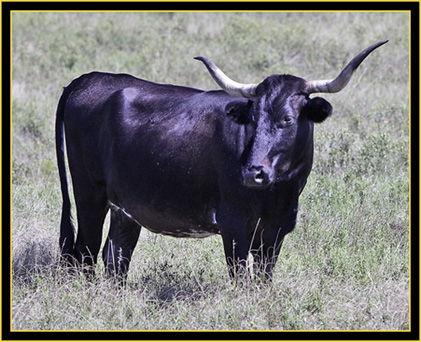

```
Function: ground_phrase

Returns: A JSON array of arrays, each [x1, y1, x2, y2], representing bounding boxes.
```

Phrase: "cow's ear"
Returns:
[[302, 97, 332, 123], [225, 100, 253, 124]]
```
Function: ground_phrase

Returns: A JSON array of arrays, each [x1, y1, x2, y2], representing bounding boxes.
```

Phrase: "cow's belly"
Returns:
[[145, 225, 219, 238], [105, 138, 221, 238], [108, 200, 220, 238]]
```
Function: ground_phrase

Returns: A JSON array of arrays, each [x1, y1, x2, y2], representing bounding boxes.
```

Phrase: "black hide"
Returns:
[[56, 71, 331, 280]]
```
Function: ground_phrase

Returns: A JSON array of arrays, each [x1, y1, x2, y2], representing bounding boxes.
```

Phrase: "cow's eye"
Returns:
[[283, 116, 294, 125], [276, 116, 294, 129]]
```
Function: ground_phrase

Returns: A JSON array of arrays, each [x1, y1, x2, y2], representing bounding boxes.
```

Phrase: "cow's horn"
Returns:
[[306, 40, 388, 94], [195, 56, 259, 98]]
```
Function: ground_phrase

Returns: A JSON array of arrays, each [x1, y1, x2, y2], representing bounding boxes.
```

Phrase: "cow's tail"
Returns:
[[55, 86, 75, 261]]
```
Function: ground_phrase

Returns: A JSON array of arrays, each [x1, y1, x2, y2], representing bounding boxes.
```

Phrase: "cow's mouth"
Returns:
[[243, 167, 270, 188]]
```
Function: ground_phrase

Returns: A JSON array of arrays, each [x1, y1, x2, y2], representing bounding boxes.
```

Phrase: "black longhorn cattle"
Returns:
[[56, 41, 387, 281]]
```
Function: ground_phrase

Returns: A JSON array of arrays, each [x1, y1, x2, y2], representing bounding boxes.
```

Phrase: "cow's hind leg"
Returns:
[[72, 185, 108, 276], [102, 206, 141, 283]]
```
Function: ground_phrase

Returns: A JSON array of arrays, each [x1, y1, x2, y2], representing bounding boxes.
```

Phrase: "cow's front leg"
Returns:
[[218, 205, 250, 281], [251, 236, 284, 282], [250, 206, 298, 282]]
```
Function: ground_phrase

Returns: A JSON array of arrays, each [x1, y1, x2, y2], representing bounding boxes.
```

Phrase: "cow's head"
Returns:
[[196, 41, 387, 188]]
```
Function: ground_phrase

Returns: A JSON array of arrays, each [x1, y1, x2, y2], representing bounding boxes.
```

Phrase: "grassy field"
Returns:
[[11, 12, 410, 331]]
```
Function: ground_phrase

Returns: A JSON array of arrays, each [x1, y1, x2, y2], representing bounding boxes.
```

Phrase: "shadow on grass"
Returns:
[[130, 259, 214, 304], [12, 240, 216, 306], [12, 239, 61, 287]]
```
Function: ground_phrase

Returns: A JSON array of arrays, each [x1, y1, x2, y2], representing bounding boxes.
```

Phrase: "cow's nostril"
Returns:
[[249, 165, 263, 172]]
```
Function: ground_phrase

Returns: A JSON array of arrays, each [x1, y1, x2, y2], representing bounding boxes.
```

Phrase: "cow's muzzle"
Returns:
[[243, 166, 270, 188]]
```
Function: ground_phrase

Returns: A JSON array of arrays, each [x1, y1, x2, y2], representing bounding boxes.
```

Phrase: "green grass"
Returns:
[[12, 12, 410, 331]]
